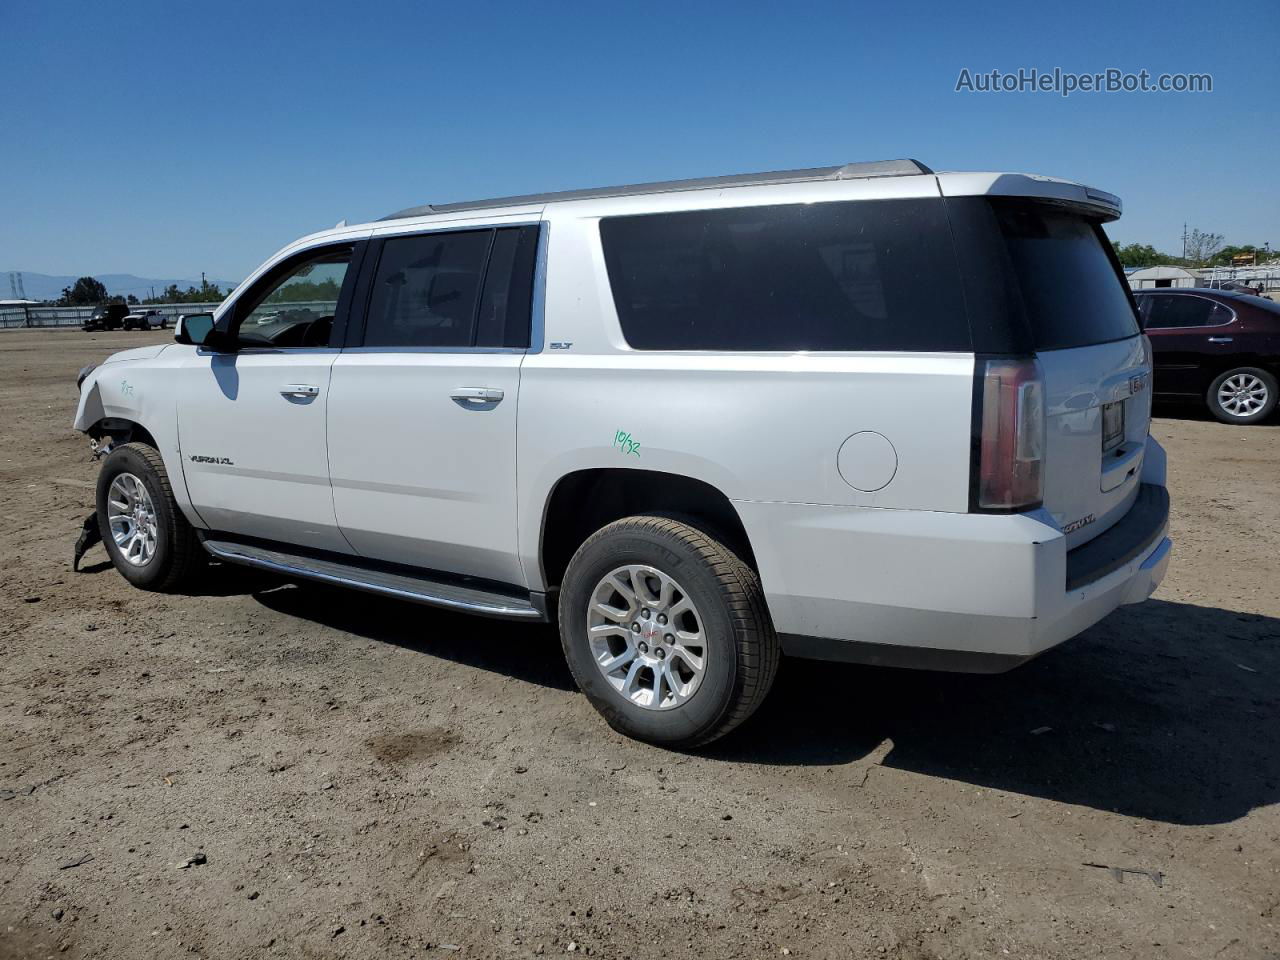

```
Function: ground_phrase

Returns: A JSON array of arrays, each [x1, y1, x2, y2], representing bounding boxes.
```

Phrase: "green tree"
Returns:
[[1112, 242, 1179, 268], [1208, 244, 1269, 267], [263, 278, 342, 303], [143, 281, 229, 305], [1184, 228, 1224, 268], [60, 276, 109, 305]]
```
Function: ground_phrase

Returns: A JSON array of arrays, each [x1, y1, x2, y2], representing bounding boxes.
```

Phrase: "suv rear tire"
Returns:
[[1207, 366, 1277, 424], [558, 516, 778, 748], [96, 442, 204, 590]]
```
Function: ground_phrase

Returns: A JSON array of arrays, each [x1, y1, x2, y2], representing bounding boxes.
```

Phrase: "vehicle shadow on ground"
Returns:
[[249, 577, 575, 691], [201, 561, 1277, 826], [710, 598, 1279, 826]]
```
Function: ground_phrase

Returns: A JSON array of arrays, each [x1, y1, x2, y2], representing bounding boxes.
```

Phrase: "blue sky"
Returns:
[[4, 0, 1277, 281]]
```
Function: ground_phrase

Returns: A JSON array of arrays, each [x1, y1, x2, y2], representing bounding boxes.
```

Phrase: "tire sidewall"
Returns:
[[1208, 367, 1278, 424], [96, 446, 178, 588], [559, 525, 740, 745]]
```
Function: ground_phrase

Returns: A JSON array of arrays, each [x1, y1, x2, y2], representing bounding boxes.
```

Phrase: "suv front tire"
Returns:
[[96, 442, 204, 590], [558, 516, 779, 748]]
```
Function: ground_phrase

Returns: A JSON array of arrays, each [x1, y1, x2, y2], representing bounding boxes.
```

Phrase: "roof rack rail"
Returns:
[[380, 159, 934, 221]]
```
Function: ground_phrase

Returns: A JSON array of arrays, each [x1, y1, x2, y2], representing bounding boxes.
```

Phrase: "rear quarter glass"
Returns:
[[989, 199, 1140, 351], [599, 197, 973, 352]]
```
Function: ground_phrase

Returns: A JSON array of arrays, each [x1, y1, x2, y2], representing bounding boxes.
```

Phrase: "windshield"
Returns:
[[992, 200, 1140, 350]]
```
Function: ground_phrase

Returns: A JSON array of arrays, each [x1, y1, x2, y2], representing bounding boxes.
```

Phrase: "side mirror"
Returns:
[[175, 313, 214, 346], [175, 312, 236, 350]]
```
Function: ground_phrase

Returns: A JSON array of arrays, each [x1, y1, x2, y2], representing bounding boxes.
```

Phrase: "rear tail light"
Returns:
[[976, 357, 1045, 511]]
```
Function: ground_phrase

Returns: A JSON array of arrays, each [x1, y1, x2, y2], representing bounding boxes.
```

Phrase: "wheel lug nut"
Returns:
[[630, 622, 640, 633], [656, 648, 665, 659], [657, 614, 667, 625], [638, 642, 648, 653], [665, 634, 674, 644], [640, 608, 651, 619]]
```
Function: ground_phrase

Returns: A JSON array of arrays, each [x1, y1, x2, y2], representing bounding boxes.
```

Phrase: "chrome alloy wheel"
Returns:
[[587, 565, 708, 711], [1218, 373, 1269, 417], [106, 472, 158, 566]]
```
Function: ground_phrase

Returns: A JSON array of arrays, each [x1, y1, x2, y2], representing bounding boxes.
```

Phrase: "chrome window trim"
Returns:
[[529, 220, 549, 355], [341, 346, 529, 356]]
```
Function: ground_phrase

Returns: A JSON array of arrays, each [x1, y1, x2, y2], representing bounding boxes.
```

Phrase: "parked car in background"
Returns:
[[122, 309, 168, 331], [1135, 288, 1280, 424], [1203, 278, 1263, 296], [82, 303, 129, 331]]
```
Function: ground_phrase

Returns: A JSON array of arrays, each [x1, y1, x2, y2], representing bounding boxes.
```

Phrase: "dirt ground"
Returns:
[[1, 328, 1277, 960]]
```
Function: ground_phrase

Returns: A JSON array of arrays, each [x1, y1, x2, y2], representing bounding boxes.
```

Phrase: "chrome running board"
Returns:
[[202, 538, 542, 621]]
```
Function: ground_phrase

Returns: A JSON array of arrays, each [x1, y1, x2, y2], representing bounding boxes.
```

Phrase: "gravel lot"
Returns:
[[2, 328, 1277, 960]]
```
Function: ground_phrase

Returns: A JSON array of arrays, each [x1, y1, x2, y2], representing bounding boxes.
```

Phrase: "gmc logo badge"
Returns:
[[1129, 374, 1147, 395]]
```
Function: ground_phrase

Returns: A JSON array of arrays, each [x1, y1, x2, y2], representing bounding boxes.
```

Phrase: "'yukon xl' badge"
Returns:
[[1061, 513, 1096, 535]]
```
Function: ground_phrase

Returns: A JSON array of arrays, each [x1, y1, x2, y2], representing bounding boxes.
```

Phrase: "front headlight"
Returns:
[[76, 363, 97, 391]]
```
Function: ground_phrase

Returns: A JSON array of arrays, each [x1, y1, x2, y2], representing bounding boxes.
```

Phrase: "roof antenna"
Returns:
[[334, 219, 347, 229]]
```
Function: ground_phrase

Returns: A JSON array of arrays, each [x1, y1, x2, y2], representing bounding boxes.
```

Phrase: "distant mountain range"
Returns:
[[3, 271, 239, 302]]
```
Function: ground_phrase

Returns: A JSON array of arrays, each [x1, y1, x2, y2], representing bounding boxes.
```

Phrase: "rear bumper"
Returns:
[[734, 441, 1171, 671]]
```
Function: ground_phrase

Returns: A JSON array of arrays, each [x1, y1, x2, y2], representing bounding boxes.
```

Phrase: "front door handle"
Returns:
[[280, 384, 320, 399], [1207, 336, 1233, 343], [451, 387, 504, 405]]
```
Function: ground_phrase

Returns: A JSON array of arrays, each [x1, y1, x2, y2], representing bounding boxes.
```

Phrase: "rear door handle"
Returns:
[[1207, 336, 1233, 343], [451, 387, 504, 404], [280, 384, 320, 398]]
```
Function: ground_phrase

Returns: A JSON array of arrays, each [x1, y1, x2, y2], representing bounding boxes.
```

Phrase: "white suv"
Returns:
[[74, 159, 1171, 747]]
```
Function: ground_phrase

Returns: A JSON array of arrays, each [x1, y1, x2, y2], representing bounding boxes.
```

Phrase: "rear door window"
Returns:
[[362, 225, 539, 349], [1144, 294, 1232, 329], [991, 201, 1139, 350], [600, 198, 969, 352]]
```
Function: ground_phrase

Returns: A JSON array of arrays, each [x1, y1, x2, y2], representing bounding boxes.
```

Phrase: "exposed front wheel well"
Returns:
[[539, 469, 756, 590], [88, 418, 158, 451]]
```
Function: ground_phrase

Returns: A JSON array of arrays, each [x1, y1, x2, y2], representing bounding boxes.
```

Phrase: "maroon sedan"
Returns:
[[1134, 288, 1280, 424]]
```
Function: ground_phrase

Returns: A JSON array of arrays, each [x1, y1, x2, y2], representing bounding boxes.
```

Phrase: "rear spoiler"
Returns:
[[936, 172, 1122, 222]]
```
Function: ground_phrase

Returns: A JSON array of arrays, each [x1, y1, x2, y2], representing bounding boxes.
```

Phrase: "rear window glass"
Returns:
[[600, 199, 969, 352], [992, 202, 1139, 350]]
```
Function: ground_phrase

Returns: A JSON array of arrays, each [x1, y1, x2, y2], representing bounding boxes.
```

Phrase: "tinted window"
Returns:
[[363, 227, 538, 348], [476, 225, 539, 348], [364, 230, 492, 348], [1144, 294, 1232, 329], [600, 199, 969, 351], [992, 202, 1139, 350]]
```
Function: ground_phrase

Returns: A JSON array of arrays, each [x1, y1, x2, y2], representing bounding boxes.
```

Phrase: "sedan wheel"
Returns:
[[1208, 367, 1278, 425]]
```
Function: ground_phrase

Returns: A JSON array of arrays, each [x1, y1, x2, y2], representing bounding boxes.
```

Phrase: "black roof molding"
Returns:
[[379, 159, 934, 221]]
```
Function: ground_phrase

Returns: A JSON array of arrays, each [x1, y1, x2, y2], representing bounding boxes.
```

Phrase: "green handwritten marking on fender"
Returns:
[[613, 429, 641, 457], [120, 380, 134, 396]]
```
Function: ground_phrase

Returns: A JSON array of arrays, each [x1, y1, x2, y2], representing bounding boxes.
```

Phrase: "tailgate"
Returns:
[[1038, 337, 1151, 549]]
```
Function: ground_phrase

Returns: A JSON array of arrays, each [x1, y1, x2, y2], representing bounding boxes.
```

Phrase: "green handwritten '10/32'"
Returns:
[[613, 430, 641, 457]]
